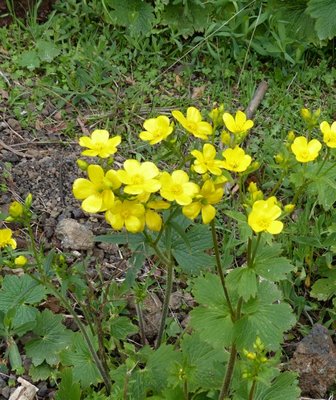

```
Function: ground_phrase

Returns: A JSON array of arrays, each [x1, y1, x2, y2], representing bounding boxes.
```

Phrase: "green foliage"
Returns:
[[25, 310, 73, 366], [55, 368, 82, 400], [307, 0, 336, 40]]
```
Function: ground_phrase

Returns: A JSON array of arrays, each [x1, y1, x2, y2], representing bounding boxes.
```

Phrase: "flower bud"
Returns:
[[14, 256, 27, 267], [8, 201, 24, 218], [284, 204, 295, 213], [300, 108, 311, 121], [25, 193, 33, 208], [76, 159, 89, 171], [274, 154, 284, 164], [221, 131, 231, 145], [287, 131, 295, 142]]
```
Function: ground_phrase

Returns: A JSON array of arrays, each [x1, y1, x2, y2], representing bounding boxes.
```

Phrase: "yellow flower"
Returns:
[[0, 228, 17, 249], [320, 121, 336, 148], [73, 165, 120, 213], [291, 136, 322, 162], [79, 130, 121, 158], [14, 255, 28, 266], [8, 201, 24, 218], [248, 197, 283, 234], [223, 111, 253, 134], [182, 180, 223, 224], [105, 200, 145, 233], [222, 146, 252, 172], [172, 107, 213, 140], [191, 143, 225, 176], [139, 116, 174, 144], [117, 160, 161, 195], [160, 170, 199, 205]]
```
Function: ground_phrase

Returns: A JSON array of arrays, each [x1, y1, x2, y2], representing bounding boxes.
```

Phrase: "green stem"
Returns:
[[249, 233, 262, 268], [218, 297, 243, 400], [155, 258, 174, 349], [135, 302, 147, 345], [248, 380, 257, 400], [183, 379, 189, 400], [269, 173, 285, 197], [210, 220, 235, 318], [26, 227, 111, 393], [219, 344, 237, 400]]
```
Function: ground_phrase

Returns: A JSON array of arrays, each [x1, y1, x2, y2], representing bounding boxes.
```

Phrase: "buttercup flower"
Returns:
[[172, 107, 213, 139], [182, 180, 224, 224], [117, 160, 161, 195], [320, 121, 336, 148], [160, 170, 199, 205], [139, 116, 173, 145], [105, 200, 145, 233], [248, 197, 283, 234], [79, 130, 121, 158], [291, 136, 322, 162], [191, 143, 225, 176], [222, 146, 252, 172], [223, 111, 253, 134], [0, 228, 17, 249], [73, 165, 121, 213]]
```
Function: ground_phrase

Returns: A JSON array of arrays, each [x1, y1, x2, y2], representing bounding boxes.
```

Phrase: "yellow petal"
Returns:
[[82, 194, 103, 213], [73, 178, 95, 199], [186, 107, 202, 122], [91, 129, 109, 143], [201, 204, 216, 224]]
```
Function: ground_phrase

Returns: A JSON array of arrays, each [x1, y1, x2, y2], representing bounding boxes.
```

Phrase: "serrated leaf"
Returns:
[[0, 274, 45, 330], [145, 344, 181, 392], [310, 270, 336, 300], [103, 0, 155, 35], [29, 363, 54, 381], [16, 50, 40, 70], [190, 274, 235, 348], [254, 256, 294, 281], [180, 334, 227, 391], [60, 331, 101, 388], [36, 39, 60, 62], [254, 371, 300, 400], [171, 224, 214, 274], [25, 310, 72, 366], [226, 267, 257, 300], [234, 282, 296, 350], [307, 0, 336, 40], [110, 316, 138, 340], [55, 368, 81, 400]]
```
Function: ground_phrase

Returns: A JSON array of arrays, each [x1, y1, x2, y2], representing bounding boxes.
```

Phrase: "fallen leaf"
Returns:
[[191, 85, 206, 99]]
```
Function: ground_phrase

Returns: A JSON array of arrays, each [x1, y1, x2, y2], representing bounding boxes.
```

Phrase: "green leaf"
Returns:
[[110, 316, 138, 340], [55, 368, 81, 400], [0, 274, 45, 330], [103, 0, 155, 35], [310, 269, 336, 300], [29, 363, 54, 381], [16, 50, 40, 70], [307, 0, 336, 40], [36, 39, 60, 62], [25, 310, 73, 366], [254, 256, 294, 281], [190, 274, 235, 348], [171, 224, 214, 274], [60, 331, 101, 388], [226, 267, 257, 301], [145, 344, 181, 392], [180, 334, 227, 391], [234, 282, 296, 350], [254, 371, 300, 400]]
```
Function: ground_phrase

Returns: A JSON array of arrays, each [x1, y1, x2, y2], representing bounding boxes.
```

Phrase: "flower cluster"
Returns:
[[289, 109, 336, 163], [72, 107, 289, 236]]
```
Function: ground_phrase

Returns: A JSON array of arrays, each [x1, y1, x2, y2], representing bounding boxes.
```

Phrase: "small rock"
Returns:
[[37, 381, 49, 397], [7, 118, 21, 131], [1, 387, 10, 399], [55, 218, 94, 250], [0, 378, 6, 389], [290, 324, 336, 398], [169, 291, 183, 310]]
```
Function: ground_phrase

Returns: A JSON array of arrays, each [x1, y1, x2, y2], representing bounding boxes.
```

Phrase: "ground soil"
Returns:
[[0, 0, 56, 27]]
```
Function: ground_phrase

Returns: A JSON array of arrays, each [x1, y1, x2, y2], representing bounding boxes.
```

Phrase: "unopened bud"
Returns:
[[8, 201, 24, 218], [77, 159, 89, 171]]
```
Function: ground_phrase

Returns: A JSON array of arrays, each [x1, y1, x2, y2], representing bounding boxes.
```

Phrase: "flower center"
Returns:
[[171, 184, 183, 196], [132, 174, 144, 185]]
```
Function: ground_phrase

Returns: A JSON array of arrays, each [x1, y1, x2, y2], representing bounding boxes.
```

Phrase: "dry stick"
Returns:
[[0, 138, 34, 158], [245, 81, 268, 120]]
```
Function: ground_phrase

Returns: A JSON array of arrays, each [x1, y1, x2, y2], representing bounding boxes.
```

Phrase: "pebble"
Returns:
[[55, 218, 94, 250]]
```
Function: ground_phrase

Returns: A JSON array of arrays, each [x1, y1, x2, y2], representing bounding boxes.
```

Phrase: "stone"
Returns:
[[55, 218, 94, 250], [290, 324, 336, 398]]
